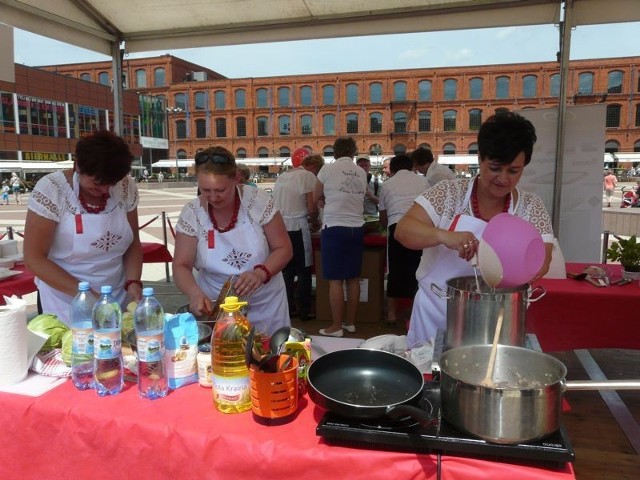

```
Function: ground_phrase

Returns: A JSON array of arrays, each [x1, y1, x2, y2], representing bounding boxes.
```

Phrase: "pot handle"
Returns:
[[385, 404, 438, 428], [526, 285, 546, 304], [430, 283, 449, 299], [564, 379, 640, 391]]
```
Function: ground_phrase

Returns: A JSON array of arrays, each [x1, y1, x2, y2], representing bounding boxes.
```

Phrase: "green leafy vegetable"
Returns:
[[27, 314, 70, 352]]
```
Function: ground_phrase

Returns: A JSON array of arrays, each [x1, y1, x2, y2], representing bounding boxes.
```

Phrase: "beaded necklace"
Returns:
[[79, 193, 108, 214], [208, 190, 240, 233], [470, 178, 510, 222]]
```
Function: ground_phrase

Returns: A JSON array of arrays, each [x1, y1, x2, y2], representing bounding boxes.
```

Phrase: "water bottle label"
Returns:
[[72, 328, 94, 355], [212, 375, 250, 406], [94, 330, 122, 359], [137, 333, 164, 362]]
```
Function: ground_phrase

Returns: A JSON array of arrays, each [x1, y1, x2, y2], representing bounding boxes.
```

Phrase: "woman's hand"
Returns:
[[443, 230, 479, 261], [189, 291, 213, 318], [233, 270, 264, 298]]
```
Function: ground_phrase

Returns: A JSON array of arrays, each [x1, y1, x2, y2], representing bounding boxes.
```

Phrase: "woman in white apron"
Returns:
[[24, 130, 143, 326], [395, 112, 555, 346], [173, 147, 292, 337]]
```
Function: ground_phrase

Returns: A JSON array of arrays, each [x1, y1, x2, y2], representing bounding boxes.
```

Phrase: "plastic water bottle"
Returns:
[[92, 285, 124, 396], [70, 281, 95, 390], [134, 287, 168, 399], [211, 296, 252, 413]]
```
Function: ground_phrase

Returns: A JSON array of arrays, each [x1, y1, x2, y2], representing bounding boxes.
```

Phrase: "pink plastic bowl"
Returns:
[[478, 213, 545, 288]]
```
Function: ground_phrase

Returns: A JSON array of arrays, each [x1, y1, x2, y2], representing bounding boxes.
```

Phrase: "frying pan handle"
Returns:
[[564, 379, 640, 391], [385, 404, 438, 428], [526, 285, 546, 304], [430, 283, 449, 299]]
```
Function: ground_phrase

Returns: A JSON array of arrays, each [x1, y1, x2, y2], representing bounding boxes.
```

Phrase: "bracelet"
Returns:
[[124, 279, 143, 290], [253, 264, 272, 284]]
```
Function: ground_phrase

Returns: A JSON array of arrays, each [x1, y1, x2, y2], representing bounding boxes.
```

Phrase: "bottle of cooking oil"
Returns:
[[211, 296, 251, 413]]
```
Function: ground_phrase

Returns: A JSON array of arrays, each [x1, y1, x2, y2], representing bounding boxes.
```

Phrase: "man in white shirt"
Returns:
[[411, 147, 455, 187]]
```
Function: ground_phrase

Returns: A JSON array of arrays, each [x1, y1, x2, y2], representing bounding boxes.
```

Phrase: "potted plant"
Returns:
[[606, 235, 640, 279]]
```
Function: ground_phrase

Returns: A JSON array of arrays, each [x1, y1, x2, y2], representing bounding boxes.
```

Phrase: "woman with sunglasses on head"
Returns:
[[24, 130, 143, 326], [173, 147, 293, 336]]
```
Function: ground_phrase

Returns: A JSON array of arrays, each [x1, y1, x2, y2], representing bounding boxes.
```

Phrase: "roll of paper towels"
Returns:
[[0, 298, 28, 386]]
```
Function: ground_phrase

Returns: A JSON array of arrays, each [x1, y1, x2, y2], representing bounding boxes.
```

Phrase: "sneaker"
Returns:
[[341, 323, 356, 333], [319, 328, 344, 338]]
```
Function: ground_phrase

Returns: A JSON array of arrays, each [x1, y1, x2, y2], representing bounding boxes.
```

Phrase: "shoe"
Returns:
[[341, 323, 356, 333], [319, 328, 344, 338]]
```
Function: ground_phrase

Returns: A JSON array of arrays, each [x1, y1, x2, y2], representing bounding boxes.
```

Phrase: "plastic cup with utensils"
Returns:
[[249, 355, 299, 425], [478, 213, 546, 288]]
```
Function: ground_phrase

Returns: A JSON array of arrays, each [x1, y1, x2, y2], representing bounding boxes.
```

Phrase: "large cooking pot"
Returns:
[[307, 349, 434, 423], [440, 345, 640, 444], [431, 276, 546, 349]]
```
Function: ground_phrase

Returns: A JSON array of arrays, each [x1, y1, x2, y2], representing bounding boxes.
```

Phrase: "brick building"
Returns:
[[35, 54, 640, 171]]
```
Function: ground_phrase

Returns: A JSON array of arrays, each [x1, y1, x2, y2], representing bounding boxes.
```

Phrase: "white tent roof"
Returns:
[[1, 1, 638, 56]]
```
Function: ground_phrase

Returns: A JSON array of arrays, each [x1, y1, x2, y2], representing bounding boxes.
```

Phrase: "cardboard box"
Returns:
[[314, 246, 385, 324]]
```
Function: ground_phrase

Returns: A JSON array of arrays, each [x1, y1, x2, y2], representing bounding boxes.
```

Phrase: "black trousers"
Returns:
[[282, 229, 312, 315]]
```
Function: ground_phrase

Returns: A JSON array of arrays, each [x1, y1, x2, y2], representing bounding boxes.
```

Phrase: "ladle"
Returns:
[[480, 308, 504, 387], [269, 326, 291, 356]]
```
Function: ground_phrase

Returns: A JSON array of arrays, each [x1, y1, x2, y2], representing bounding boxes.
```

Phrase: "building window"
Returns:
[[300, 86, 312, 106], [346, 113, 358, 134], [154, 68, 165, 87], [418, 111, 431, 132], [469, 78, 483, 100], [323, 114, 335, 135], [444, 79, 457, 101], [215, 118, 227, 137], [636, 104, 640, 127], [278, 87, 290, 107], [323, 146, 334, 156], [98, 72, 110, 86], [346, 84, 358, 105], [279, 115, 290, 135], [393, 81, 407, 102], [634, 140, 640, 152], [522, 75, 537, 98], [256, 88, 269, 108], [257, 116, 268, 136], [443, 143, 456, 154], [370, 112, 382, 133], [550, 74, 560, 97], [393, 144, 406, 154], [236, 117, 246, 137], [443, 110, 456, 132], [280, 147, 290, 157], [177, 149, 187, 159], [606, 104, 621, 128], [135, 69, 146, 88], [468, 142, 479, 154], [322, 85, 335, 105], [469, 109, 482, 130], [195, 91, 206, 111], [0, 92, 16, 134], [496, 76, 510, 99], [578, 72, 594, 94], [418, 80, 432, 101], [393, 112, 407, 133], [370, 83, 382, 103], [214, 91, 225, 110], [195, 119, 207, 138], [300, 115, 313, 135], [80, 73, 91, 81], [236, 148, 247, 158], [235, 89, 246, 108], [176, 120, 187, 139], [608, 70, 624, 94], [257, 147, 269, 157], [175, 93, 186, 111]]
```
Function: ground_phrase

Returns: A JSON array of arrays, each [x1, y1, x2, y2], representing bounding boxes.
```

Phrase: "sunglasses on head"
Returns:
[[195, 154, 232, 165]]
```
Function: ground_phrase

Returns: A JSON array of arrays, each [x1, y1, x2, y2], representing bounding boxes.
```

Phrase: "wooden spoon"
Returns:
[[480, 308, 504, 387]]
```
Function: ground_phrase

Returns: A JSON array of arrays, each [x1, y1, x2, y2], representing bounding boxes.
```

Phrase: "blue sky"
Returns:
[[12, 22, 640, 78]]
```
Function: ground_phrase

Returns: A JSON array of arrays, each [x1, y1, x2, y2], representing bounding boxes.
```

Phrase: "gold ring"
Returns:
[[463, 243, 469, 249]]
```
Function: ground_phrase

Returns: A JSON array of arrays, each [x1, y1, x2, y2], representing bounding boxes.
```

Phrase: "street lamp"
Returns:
[[166, 107, 183, 181]]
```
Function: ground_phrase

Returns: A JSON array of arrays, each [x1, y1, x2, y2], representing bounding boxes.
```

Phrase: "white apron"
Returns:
[[37, 175, 132, 325], [407, 181, 509, 345], [196, 194, 290, 336]]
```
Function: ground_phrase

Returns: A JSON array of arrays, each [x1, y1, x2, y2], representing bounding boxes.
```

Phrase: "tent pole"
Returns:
[[111, 41, 124, 135]]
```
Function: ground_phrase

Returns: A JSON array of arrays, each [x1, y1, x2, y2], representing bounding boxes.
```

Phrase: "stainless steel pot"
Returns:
[[431, 276, 545, 349], [440, 345, 640, 444]]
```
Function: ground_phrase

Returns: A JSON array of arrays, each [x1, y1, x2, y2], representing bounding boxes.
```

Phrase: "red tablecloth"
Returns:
[[0, 265, 35, 302], [0, 380, 574, 480], [528, 262, 639, 351]]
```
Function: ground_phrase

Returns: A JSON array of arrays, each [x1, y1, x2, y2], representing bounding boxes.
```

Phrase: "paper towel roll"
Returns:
[[0, 298, 28, 386]]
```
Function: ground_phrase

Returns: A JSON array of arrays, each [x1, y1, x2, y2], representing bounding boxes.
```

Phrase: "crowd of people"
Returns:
[[23, 111, 556, 346]]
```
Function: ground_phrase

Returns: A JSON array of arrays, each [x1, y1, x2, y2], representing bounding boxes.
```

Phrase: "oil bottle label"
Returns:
[[212, 375, 250, 405]]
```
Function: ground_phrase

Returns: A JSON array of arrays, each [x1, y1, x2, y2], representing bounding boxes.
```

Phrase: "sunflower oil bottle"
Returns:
[[211, 296, 251, 413]]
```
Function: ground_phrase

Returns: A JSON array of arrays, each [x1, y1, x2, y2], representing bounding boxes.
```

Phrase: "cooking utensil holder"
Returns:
[[249, 355, 299, 424]]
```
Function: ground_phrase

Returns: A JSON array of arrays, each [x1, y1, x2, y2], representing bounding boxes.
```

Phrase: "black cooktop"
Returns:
[[317, 382, 575, 469]]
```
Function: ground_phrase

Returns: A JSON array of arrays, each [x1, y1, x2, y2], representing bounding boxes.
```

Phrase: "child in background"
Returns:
[[1, 181, 9, 205]]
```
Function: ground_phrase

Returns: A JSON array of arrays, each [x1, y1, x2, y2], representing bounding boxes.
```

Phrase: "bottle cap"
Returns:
[[100, 285, 112, 294], [78, 281, 90, 291], [142, 287, 154, 297], [219, 296, 248, 312]]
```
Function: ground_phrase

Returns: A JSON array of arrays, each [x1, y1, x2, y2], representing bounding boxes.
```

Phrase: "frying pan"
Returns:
[[307, 349, 433, 423]]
